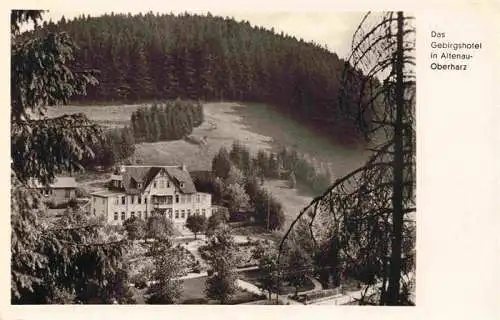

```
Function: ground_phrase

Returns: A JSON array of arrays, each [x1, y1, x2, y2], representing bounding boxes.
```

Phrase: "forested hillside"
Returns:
[[29, 12, 370, 144]]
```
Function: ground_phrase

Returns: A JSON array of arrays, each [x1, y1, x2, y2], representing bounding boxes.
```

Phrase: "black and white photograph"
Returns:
[[11, 9, 416, 306]]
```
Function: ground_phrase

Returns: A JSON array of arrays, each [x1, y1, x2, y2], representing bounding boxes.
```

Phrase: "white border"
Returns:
[[2, 1, 499, 319]]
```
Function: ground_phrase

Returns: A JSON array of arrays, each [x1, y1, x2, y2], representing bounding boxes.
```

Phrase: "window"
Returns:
[[175, 210, 179, 219], [131, 196, 135, 204], [115, 197, 119, 205], [181, 210, 185, 218], [167, 196, 173, 204], [167, 180, 170, 188], [186, 195, 191, 203], [121, 212, 126, 220], [175, 195, 179, 203], [138, 211, 141, 219], [138, 196, 142, 204], [93, 209, 96, 215], [145, 197, 148, 204], [202, 209, 206, 217], [131, 211, 135, 218], [160, 180, 164, 188], [180, 182, 185, 188], [197, 195, 200, 203], [65, 189, 72, 198], [187, 209, 191, 217], [196, 209, 200, 216], [153, 181, 157, 188], [181, 195, 185, 204], [114, 212, 118, 220], [144, 212, 148, 219], [167, 209, 173, 219], [121, 196, 126, 205], [137, 183, 142, 189]]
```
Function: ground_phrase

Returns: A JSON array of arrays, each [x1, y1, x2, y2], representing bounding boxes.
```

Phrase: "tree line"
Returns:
[[81, 126, 136, 170], [225, 140, 333, 196], [131, 100, 204, 142], [81, 100, 204, 170], [205, 145, 286, 230], [27, 12, 372, 145]]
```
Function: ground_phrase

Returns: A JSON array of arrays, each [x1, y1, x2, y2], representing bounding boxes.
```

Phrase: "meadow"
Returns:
[[47, 102, 371, 227]]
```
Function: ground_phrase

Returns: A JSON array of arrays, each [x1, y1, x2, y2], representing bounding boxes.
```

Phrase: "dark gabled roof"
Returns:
[[120, 166, 196, 195], [121, 166, 151, 195], [29, 176, 78, 189], [189, 170, 214, 181], [165, 167, 196, 194]]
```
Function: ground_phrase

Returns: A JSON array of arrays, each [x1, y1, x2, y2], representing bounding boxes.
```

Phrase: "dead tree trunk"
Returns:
[[386, 11, 405, 305], [278, 11, 416, 306]]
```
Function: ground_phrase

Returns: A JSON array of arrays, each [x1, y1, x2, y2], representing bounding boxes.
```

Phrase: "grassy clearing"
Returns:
[[46, 102, 370, 177], [131, 102, 273, 171], [261, 180, 313, 230], [49, 101, 369, 176], [237, 103, 371, 178], [45, 104, 144, 128]]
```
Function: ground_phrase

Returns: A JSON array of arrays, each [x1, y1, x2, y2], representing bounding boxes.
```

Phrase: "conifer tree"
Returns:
[[11, 10, 128, 304]]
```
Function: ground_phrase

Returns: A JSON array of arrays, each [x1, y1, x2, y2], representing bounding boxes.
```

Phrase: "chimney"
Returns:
[[180, 163, 187, 172]]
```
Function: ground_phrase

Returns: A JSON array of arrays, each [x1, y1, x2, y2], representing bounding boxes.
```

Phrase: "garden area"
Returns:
[[198, 237, 262, 269], [237, 268, 315, 295]]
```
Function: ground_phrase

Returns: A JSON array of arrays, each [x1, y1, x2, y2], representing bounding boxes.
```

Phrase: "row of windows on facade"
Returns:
[[93, 194, 208, 206], [112, 208, 207, 221], [152, 179, 183, 189]]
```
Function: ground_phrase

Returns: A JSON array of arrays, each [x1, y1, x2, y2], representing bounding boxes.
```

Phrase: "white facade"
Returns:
[[89, 166, 212, 228]]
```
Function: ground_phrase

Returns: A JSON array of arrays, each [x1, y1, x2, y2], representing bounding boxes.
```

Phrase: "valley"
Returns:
[[47, 101, 372, 228]]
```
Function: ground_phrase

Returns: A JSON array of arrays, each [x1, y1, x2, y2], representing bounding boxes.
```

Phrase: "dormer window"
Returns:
[[137, 183, 142, 189], [180, 182, 185, 188]]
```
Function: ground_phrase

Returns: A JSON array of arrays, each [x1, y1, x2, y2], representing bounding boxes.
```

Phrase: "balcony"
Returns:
[[152, 195, 173, 208], [153, 202, 173, 209]]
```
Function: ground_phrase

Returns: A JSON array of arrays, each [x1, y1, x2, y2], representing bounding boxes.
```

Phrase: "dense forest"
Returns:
[[131, 100, 203, 142], [28, 12, 371, 145]]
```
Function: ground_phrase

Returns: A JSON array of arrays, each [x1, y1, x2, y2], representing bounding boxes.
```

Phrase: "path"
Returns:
[[302, 276, 323, 294], [309, 286, 378, 305], [179, 236, 209, 270], [235, 278, 302, 305]]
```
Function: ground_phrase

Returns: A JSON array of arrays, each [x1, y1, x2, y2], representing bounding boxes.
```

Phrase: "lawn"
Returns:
[[180, 276, 263, 305], [129, 276, 263, 305]]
